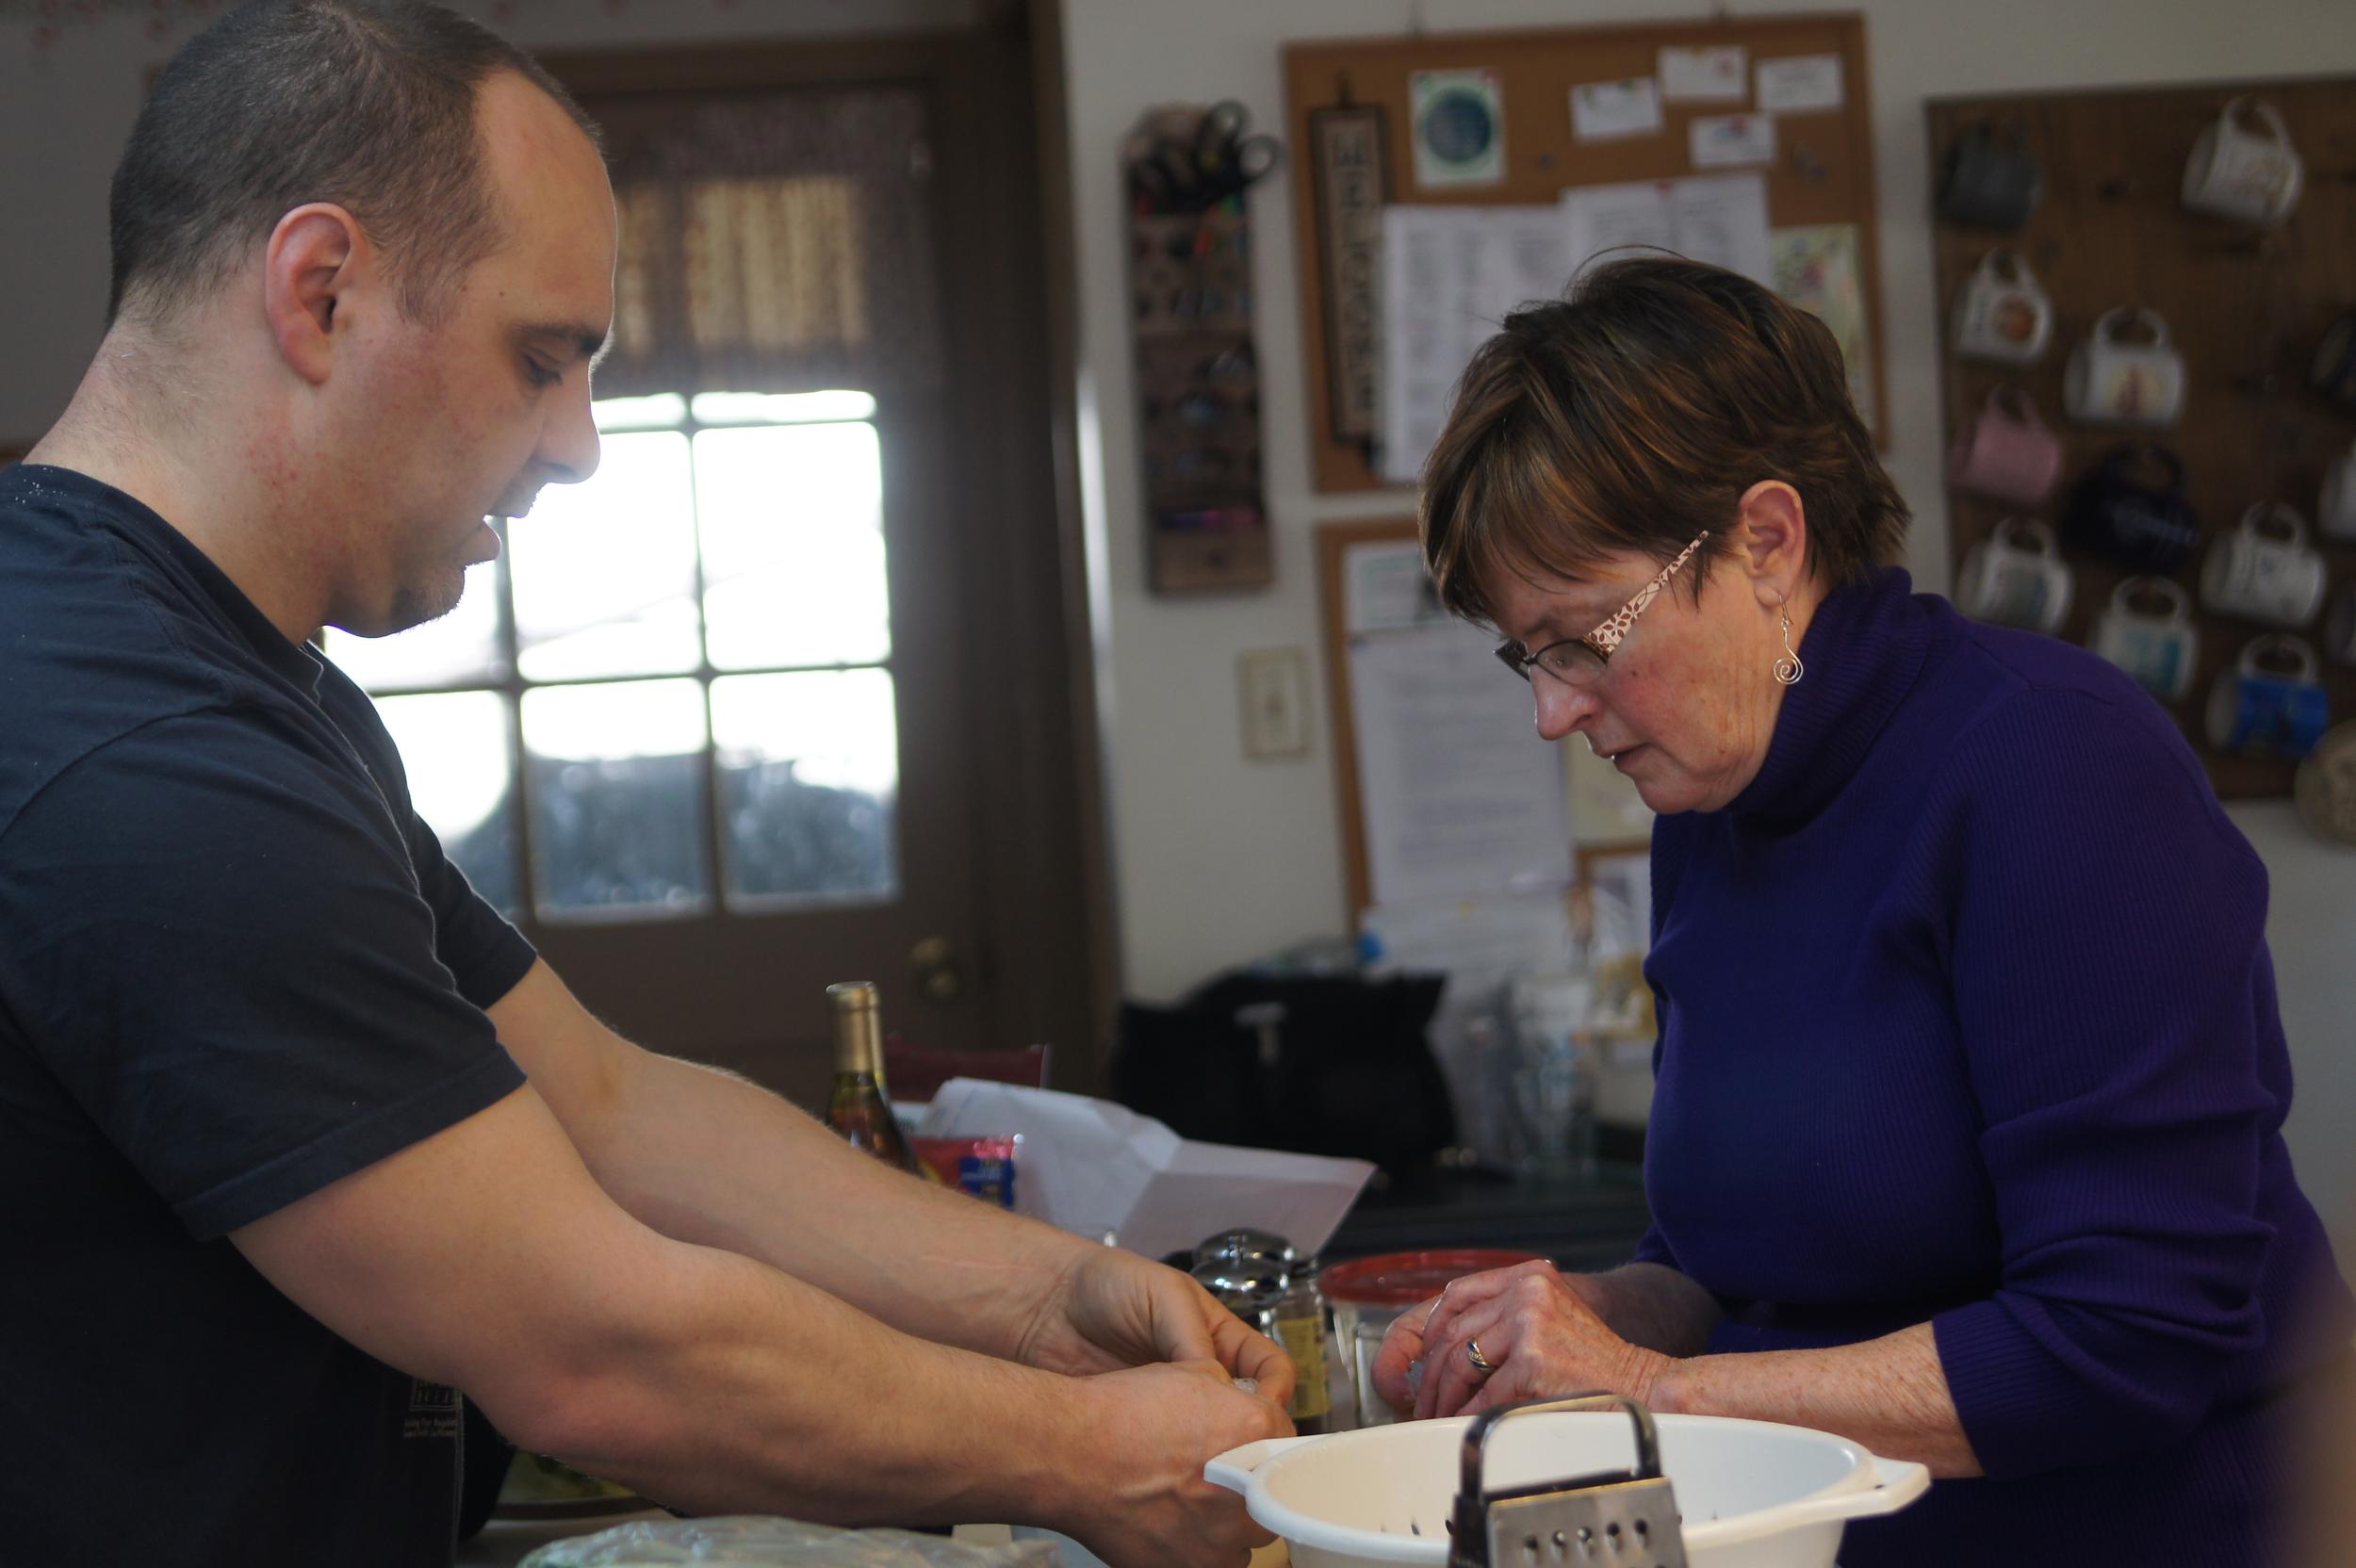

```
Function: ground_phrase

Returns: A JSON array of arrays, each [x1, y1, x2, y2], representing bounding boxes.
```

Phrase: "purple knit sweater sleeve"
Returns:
[[1924, 683, 2274, 1477]]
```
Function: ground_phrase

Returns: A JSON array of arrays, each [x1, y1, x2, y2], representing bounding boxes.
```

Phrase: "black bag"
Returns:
[[1110, 972, 1456, 1178]]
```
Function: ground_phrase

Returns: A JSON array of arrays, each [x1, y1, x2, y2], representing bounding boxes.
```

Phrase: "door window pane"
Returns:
[[512, 431, 701, 682], [695, 421, 890, 671], [712, 669, 898, 906], [693, 390, 876, 426], [372, 691, 521, 915], [593, 393, 688, 432], [322, 559, 506, 690], [522, 678, 711, 919]]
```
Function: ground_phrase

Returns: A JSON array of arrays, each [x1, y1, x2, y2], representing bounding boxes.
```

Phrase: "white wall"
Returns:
[[1055, 0, 2356, 1252]]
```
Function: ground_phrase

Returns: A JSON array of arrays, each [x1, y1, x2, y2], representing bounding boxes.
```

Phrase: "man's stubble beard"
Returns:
[[384, 558, 468, 637]]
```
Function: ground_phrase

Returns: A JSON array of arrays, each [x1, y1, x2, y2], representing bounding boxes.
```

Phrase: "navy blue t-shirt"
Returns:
[[0, 464, 535, 1566]]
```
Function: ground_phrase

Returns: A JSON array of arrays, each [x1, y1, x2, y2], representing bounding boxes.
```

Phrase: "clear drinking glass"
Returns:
[[1350, 1319, 1398, 1429]]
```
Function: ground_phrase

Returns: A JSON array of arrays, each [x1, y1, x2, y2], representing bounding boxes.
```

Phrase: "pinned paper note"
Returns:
[[1659, 44, 1747, 102], [1561, 173, 1775, 289], [1771, 223, 1877, 433], [1570, 77, 1664, 142], [1756, 55, 1844, 114], [1377, 204, 1579, 483], [1691, 112, 1777, 169]]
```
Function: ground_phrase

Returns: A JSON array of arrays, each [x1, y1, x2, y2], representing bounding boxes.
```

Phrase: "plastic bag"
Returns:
[[520, 1517, 1061, 1568]]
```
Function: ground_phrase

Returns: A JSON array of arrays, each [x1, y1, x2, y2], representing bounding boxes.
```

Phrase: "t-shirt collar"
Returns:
[[19, 463, 328, 697]]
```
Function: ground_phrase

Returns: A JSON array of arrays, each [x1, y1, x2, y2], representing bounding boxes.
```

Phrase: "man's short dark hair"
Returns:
[[107, 0, 599, 329]]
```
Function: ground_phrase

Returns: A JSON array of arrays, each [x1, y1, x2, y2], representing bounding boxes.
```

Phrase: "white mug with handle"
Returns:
[[1953, 249, 2054, 366], [2090, 576, 2200, 702], [2201, 501, 2326, 628], [1958, 517, 2073, 633], [2184, 96, 2304, 225], [2066, 308, 2186, 428]]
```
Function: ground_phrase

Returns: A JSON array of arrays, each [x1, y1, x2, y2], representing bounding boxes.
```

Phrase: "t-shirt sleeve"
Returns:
[[1928, 685, 2275, 1478], [0, 708, 528, 1241], [399, 785, 536, 1012]]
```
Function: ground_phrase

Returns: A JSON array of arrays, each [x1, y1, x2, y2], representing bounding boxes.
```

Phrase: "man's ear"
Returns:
[[263, 203, 367, 386], [1733, 481, 1810, 608]]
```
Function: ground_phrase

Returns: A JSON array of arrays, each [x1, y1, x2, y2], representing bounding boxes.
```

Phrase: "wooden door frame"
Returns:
[[532, 17, 1118, 1092]]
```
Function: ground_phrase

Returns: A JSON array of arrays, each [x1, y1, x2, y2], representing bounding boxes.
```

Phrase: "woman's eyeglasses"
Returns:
[[1494, 531, 1710, 688]]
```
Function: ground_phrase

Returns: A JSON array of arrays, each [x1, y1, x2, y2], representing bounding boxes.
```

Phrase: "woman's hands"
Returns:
[[1371, 1259, 1672, 1419]]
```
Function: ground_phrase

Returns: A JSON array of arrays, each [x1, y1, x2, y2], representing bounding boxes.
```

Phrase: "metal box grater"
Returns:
[[1445, 1396, 1688, 1568]]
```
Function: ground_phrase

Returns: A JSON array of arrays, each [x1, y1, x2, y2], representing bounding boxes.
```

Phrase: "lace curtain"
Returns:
[[587, 86, 945, 400]]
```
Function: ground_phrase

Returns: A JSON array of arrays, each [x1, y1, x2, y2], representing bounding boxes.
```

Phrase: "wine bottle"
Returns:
[[825, 981, 920, 1174]]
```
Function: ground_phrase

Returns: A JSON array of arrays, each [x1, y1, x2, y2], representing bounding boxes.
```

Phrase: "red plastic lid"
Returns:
[[1321, 1249, 1546, 1305]]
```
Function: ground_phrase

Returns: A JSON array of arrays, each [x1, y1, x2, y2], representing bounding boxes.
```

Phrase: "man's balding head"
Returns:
[[107, 0, 599, 331]]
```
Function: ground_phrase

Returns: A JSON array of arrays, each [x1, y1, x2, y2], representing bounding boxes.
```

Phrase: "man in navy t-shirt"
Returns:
[[0, 5, 1291, 1566]]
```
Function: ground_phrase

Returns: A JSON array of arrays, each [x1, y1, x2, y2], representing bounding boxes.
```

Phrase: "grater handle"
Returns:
[[1456, 1394, 1663, 1502]]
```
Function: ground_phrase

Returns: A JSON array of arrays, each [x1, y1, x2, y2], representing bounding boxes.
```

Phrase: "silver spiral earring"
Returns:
[[1774, 600, 1805, 686]]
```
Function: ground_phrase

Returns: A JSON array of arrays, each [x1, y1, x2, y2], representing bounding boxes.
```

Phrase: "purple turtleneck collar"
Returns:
[[1724, 566, 1939, 825]]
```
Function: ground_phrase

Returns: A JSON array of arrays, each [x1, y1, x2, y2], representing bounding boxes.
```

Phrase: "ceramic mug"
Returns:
[[1957, 518, 2073, 634], [1938, 122, 2042, 230], [2207, 634, 2331, 759], [2320, 439, 2356, 544], [2090, 577, 2201, 703], [2314, 313, 2356, 408], [1953, 250, 2054, 365], [2066, 308, 2187, 428], [2183, 97, 2304, 225], [2201, 502, 2326, 628], [2294, 721, 2356, 849], [2066, 441, 2201, 573], [1948, 386, 2063, 508]]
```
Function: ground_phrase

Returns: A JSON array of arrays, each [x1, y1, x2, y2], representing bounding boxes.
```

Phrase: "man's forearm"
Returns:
[[573, 1042, 1094, 1362], [513, 1233, 1099, 1528]]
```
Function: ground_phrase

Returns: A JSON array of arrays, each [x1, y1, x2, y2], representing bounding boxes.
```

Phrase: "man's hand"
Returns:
[[1373, 1260, 1667, 1419], [1053, 1360, 1292, 1568], [1017, 1246, 1297, 1409]]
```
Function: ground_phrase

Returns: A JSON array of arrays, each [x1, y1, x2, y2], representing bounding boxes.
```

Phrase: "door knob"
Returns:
[[908, 936, 966, 1004]]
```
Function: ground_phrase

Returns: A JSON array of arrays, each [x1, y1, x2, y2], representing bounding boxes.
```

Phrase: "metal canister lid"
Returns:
[[1195, 1227, 1298, 1269]]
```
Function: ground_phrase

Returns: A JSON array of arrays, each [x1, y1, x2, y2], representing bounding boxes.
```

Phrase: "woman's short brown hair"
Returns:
[[1418, 255, 1907, 628]]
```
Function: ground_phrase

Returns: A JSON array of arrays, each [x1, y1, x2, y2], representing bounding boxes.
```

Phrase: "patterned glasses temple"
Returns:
[[1497, 530, 1710, 679], [1585, 531, 1710, 656]]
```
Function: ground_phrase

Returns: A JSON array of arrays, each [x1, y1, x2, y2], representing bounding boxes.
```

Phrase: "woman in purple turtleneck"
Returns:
[[1368, 257, 2352, 1566]]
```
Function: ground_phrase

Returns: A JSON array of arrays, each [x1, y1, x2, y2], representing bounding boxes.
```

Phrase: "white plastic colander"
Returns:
[[1204, 1408, 1929, 1568]]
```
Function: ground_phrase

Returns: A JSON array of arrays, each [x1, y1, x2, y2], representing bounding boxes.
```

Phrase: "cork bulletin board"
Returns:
[[1283, 10, 1888, 496], [1928, 78, 2356, 801]]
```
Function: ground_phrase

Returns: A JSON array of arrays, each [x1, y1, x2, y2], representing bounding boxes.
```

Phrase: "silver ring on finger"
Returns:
[[1465, 1338, 1496, 1375]]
